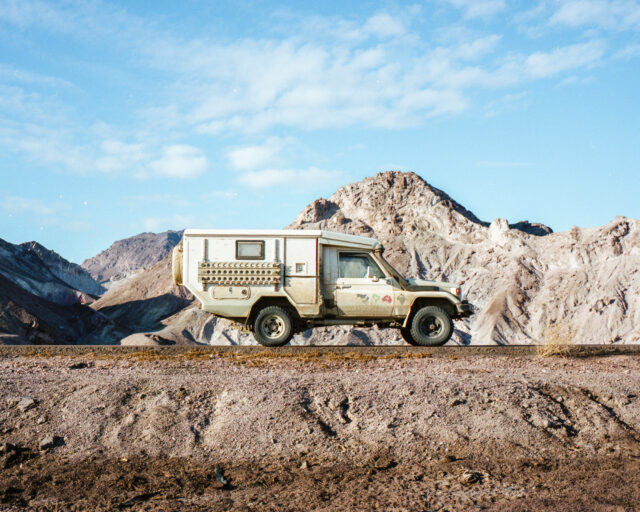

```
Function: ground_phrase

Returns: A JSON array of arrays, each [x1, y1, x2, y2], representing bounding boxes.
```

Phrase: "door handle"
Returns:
[[337, 284, 351, 289]]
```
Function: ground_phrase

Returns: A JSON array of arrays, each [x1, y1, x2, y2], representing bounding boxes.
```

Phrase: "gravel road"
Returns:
[[1, 348, 639, 510]]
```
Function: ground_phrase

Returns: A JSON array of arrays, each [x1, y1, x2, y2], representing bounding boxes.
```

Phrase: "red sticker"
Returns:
[[382, 295, 392, 303]]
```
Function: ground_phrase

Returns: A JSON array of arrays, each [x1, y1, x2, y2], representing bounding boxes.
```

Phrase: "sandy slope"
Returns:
[[1, 350, 639, 510]]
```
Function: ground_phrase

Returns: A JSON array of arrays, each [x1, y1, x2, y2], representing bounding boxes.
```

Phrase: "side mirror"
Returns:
[[367, 266, 379, 282]]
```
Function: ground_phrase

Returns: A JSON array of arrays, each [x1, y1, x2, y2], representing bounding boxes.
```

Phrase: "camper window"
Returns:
[[236, 240, 265, 260]]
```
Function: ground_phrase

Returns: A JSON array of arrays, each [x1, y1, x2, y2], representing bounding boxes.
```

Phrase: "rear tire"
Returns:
[[410, 306, 453, 346], [252, 306, 293, 347], [400, 328, 418, 346]]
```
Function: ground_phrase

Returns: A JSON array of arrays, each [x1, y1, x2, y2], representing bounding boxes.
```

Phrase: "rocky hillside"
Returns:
[[81, 230, 183, 287], [0, 238, 111, 344], [288, 171, 639, 345], [0, 238, 99, 306], [87, 255, 195, 345], [20, 242, 105, 296]]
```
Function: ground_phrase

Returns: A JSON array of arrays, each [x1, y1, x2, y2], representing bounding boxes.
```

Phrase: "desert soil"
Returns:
[[1, 348, 640, 511]]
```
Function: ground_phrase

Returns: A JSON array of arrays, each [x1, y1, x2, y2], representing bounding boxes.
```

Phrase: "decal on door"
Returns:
[[355, 294, 392, 304]]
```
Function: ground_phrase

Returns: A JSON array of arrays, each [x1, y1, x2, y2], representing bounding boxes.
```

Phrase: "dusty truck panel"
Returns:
[[174, 229, 474, 346], [282, 236, 318, 305]]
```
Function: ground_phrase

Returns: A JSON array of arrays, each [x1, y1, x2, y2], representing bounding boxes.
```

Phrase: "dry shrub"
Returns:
[[537, 323, 576, 358]]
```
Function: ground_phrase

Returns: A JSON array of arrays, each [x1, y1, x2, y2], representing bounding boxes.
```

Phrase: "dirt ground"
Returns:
[[1, 348, 640, 511]]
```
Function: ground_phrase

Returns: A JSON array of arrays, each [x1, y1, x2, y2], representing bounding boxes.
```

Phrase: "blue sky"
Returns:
[[0, 0, 639, 263]]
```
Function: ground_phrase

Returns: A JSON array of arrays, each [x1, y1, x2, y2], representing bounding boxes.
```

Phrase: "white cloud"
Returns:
[[615, 43, 640, 58], [296, 11, 409, 43], [148, 145, 207, 179], [523, 40, 605, 78], [202, 190, 239, 200], [362, 13, 406, 37], [441, 0, 507, 19], [1, 195, 57, 216], [453, 35, 502, 60], [142, 214, 197, 232], [550, 0, 640, 31], [0, 123, 93, 173], [226, 137, 284, 170], [141, 24, 607, 135], [122, 193, 190, 208], [405, 39, 605, 91], [397, 89, 469, 116], [0, 63, 73, 89], [95, 139, 147, 173], [236, 167, 344, 189]]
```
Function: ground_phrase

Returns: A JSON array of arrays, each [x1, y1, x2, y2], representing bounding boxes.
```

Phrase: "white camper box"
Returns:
[[177, 229, 379, 318]]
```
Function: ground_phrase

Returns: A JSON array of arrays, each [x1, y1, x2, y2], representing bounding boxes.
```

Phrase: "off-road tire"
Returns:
[[400, 328, 418, 346], [252, 306, 294, 347], [410, 306, 453, 346]]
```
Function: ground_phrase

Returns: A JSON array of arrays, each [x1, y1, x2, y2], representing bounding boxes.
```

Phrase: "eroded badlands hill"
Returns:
[[288, 172, 639, 344], [81, 230, 183, 288]]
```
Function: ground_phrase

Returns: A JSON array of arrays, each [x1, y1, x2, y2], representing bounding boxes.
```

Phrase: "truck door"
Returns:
[[332, 251, 394, 317]]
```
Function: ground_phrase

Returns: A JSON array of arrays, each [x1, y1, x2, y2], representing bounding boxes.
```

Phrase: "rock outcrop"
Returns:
[[0, 238, 100, 306], [20, 242, 105, 296], [287, 171, 639, 345]]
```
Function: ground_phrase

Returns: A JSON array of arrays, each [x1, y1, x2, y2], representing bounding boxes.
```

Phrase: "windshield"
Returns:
[[375, 249, 408, 288]]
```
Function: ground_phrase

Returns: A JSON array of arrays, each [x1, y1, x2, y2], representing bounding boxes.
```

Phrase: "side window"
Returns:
[[338, 253, 385, 279], [236, 240, 265, 260]]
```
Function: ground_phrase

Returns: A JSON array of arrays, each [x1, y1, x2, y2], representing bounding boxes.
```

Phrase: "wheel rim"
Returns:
[[261, 314, 286, 339], [419, 315, 444, 339]]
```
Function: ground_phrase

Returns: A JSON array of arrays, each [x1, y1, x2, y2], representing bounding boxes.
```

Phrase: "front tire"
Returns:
[[410, 306, 453, 346], [252, 306, 293, 347], [400, 328, 418, 346]]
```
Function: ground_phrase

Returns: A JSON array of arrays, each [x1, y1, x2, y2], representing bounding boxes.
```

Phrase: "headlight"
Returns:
[[450, 286, 461, 298]]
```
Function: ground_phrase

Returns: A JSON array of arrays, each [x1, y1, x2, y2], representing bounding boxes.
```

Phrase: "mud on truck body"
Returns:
[[172, 230, 473, 346]]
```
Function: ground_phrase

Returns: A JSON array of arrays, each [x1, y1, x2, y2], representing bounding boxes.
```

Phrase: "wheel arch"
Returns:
[[402, 297, 456, 328], [247, 296, 299, 325]]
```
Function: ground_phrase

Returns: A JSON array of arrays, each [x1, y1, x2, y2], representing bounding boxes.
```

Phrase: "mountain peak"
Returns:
[[290, 170, 487, 242], [81, 230, 184, 285]]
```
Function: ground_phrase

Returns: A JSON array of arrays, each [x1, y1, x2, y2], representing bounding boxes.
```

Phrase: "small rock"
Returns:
[[17, 397, 37, 412], [36, 416, 47, 425], [69, 362, 88, 370], [39, 434, 63, 451], [460, 469, 484, 485], [300, 460, 308, 469], [215, 466, 229, 486], [40, 435, 55, 451], [450, 398, 466, 407]]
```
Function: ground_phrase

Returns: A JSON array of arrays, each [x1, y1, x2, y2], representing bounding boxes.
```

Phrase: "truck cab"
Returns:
[[173, 229, 473, 346]]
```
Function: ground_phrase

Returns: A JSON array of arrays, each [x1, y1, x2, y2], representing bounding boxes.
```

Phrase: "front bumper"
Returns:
[[456, 300, 475, 318]]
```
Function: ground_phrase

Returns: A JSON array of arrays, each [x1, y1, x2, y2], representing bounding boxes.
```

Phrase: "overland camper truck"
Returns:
[[172, 230, 473, 346]]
